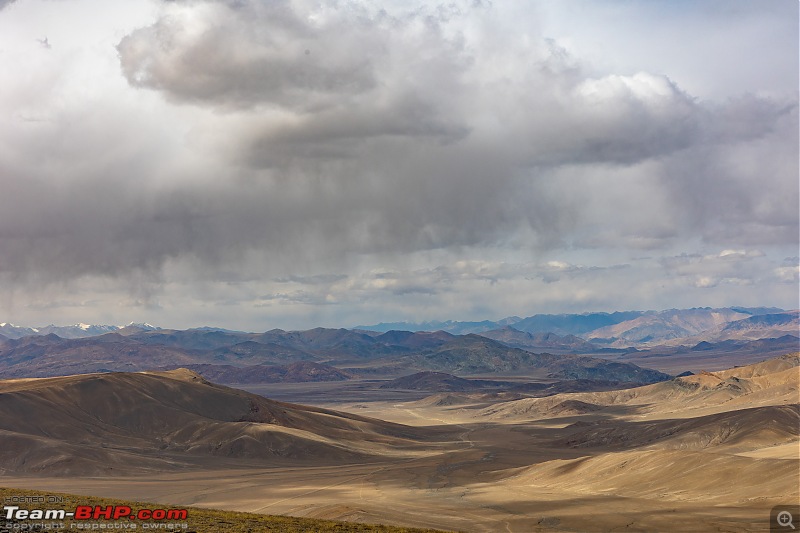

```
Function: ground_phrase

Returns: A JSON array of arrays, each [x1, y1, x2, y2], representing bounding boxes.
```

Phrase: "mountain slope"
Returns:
[[34, 324, 120, 339], [585, 308, 751, 346], [0, 369, 432, 476], [716, 311, 800, 340], [173, 362, 351, 384], [479, 326, 598, 352], [0, 333, 205, 378], [478, 353, 800, 421], [387, 335, 670, 383], [355, 307, 792, 347], [380, 372, 480, 392], [0, 323, 40, 339], [560, 404, 799, 453]]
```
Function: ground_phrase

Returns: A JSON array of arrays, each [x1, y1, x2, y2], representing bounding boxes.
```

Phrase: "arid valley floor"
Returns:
[[1, 352, 798, 532]]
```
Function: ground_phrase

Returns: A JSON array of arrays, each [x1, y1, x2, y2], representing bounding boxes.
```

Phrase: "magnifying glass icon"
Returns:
[[778, 511, 795, 529]]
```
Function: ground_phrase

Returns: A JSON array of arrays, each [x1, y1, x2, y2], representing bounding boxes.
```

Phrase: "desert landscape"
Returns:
[[0, 330, 797, 532], [1, 0, 798, 531]]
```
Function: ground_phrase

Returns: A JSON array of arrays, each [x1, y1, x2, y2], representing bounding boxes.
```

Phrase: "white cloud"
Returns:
[[0, 0, 796, 327], [774, 266, 800, 284]]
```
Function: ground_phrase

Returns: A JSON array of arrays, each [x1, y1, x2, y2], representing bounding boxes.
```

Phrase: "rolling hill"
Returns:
[[0, 333, 201, 378], [384, 335, 670, 383], [171, 362, 352, 384], [0, 353, 795, 532], [477, 326, 598, 353], [477, 353, 800, 421], [381, 372, 483, 392], [0, 369, 433, 476], [0, 327, 672, 385]]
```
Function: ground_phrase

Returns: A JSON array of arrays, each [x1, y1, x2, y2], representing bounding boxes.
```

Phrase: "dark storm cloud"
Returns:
[[274, 274, 348, 285], [658, 100, 798, 246], [118, 4, 711, 166], [117, 0, 461, 113], [0, 0, 796, 316]]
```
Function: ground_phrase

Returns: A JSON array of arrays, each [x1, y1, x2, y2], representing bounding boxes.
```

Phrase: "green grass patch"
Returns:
[[0, 487, 453, 533]]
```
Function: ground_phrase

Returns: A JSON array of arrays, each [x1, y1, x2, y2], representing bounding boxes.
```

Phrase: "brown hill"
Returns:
[[476, 353, 800, 525], [612, 335, 800, 374], [175, 362, 351, 383], [408, 391, 527, 407], [210, 341, 317, 364], [380, 371, 482, 392], [717, 311, 800, 338], [479, 326, 598, 353], [585, 308, 751, 346], [0, 369, 432, 476], [0, 333, 200, 377], [560, 404, 799, 453], [255, 328, 398, 361], [547, 399, 604, 416], [0, 326, 674, 387], [374, 330, 455, 350], [391, 335, 670, 383], [503, 448, 798, 506], [478, 353, 799, 423]]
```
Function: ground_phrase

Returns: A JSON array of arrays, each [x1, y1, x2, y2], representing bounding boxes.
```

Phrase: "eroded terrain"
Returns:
[[1, 355, 798, 532]]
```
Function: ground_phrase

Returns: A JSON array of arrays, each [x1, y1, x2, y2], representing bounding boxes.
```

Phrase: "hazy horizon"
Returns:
[[0, 304, 794, 334]]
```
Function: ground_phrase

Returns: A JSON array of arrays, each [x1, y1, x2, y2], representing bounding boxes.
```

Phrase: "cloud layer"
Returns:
[[0, 0, 796, 329]]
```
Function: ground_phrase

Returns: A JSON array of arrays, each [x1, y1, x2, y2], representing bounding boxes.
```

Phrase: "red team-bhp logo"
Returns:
[[4, 504, 188, 521], [72, 507, 187, 521]]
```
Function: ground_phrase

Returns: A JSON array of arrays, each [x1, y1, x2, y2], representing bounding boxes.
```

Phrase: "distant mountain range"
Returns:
[[357, 307, 796, 348], [1, 307, 793, 347], [352, 334, 669, 382], [0, 307, 795, 386], [0, 325, 670, 385], [0, 322, 157, 340], [477, 327, 601, 353]]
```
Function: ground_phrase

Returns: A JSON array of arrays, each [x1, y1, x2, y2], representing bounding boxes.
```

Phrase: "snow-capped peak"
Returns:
[[125, 322, 159, 330], [0, 322, 18, 328], [0, 323, 40, 337], [0, 323, 122, 339], [0, 323, 37, 331]]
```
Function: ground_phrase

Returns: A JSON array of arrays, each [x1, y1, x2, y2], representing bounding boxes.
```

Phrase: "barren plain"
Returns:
[[1, 353, 798, 532]]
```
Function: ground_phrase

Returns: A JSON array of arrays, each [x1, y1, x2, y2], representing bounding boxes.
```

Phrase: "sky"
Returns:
[[0, 0, 797, 331]]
